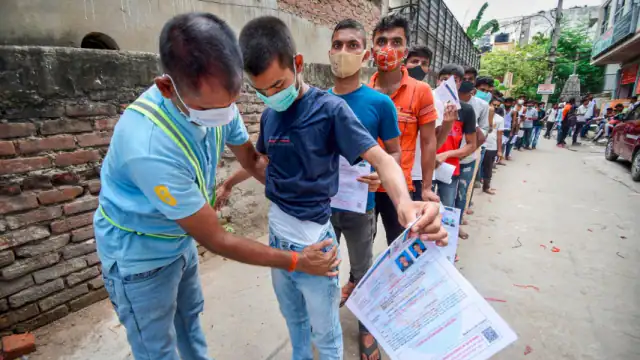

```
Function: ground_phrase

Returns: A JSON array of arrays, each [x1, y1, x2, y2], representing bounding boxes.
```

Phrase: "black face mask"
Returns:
[[495, 107, 505, 116], [408, 66, 427, 80]]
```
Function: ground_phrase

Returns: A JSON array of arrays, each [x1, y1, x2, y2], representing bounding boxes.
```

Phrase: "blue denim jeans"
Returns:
[[455, 161, 476, 222], [269, 227, 343, 360], [531, 125, 543, 148], [435, 177, 459, 207], [477, 147, 486, 181], [102, 244, 209, 360], [503, 129, 514, 158]]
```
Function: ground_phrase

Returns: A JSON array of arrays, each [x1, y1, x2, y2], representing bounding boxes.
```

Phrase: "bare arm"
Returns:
[[227, 141, 268, 185], [436, 103, 458, 149], [419, 121, 437, 192], [436, 132, 477, 162], [382, 137, 401, 164], [177, 204, 338, 275], [214, 142, 267, 210], [497, 130, 503, 156], [488, 106, 495, 132], [361, 145, 411, 209]]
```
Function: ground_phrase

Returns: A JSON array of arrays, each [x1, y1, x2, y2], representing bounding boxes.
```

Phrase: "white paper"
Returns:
[[510, 135, 518, 145], [502, 135, 509, 145], [517, 130, 525, 137], [434, 162, 456, 184], [434, 75, 461, 110], [330, 157, 370, 213], [347, 218, 517, 360], [440, 206, 461, 264]]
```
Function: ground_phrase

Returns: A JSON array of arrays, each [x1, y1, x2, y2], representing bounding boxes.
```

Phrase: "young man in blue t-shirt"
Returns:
[[217, 16, 447, 360], [327, 19, 400, 359]]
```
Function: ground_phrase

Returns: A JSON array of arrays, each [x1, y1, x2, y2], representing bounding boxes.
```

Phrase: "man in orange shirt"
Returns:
[[557, 98, 575, 147], [369, 14, 439, 245]]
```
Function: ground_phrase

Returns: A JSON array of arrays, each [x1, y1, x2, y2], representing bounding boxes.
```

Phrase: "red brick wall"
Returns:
[[279, 0, 382, 34], [0, 46, 368, 334]]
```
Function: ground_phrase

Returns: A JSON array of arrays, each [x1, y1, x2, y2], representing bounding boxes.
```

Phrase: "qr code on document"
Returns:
[[482, 327, 499, 343]]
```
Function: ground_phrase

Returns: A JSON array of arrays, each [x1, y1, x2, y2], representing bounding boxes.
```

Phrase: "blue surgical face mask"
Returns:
[[255, 57, 300, 112], [475, 90, 492, 103], [166, 74, 236, 128]]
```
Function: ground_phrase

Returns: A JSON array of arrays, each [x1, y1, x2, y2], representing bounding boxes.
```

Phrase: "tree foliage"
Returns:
[[466, 3, 500, 41], [480, 24, 604, 102]]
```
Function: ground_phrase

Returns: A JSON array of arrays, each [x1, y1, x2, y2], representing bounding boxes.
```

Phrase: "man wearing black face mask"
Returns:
[[405, 45, 432, 81]]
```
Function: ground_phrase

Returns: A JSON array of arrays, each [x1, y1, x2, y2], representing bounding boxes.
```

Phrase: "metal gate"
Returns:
[[390, 0, 480, 82]]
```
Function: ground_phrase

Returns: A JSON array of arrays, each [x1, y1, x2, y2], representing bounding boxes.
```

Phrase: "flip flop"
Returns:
[[360, 331, 381, 360]]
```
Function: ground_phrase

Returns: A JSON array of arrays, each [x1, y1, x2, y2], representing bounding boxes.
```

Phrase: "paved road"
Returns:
[[31, 138, 640, 360]]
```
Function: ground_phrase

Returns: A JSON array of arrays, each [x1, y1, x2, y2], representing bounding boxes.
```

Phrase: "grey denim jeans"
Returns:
[[330, 210, 376, 283]]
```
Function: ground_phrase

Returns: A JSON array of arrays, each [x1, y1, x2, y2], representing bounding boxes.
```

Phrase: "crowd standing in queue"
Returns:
[[93, 10, 637, 360]]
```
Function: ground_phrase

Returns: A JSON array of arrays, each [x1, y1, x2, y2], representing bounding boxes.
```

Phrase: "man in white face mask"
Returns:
[[94, 13, 341, 359]]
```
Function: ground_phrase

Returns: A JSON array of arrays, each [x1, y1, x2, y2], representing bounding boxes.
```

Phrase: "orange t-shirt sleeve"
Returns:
[[562, 105, 570, 118], [416, 83, 438, 125]]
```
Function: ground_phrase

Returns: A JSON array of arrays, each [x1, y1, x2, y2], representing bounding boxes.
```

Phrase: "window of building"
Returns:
[[601, 1, 611, 34], [614, 0, 626, 22]]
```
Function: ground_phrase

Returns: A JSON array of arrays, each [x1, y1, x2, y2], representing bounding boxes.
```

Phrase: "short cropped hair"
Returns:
[[475, 76, 493, 88], [373, 14, 410, 44], [464, 66, 478, 78], [438, 63, 465, 79], [407, 45, 432, 61], [333, 19, 367, 48], [159, 12, 243, 94], [239, 16, 296, 76]]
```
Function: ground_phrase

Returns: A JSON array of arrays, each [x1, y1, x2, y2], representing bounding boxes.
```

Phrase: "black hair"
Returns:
[[538, 102, 545, 105], [504, 97, 515, 103], [239, 16, 296, 76], [632, 95, 638, 101], [407, 46, 432, 61], [159, 12, 243, 94], [615, 103, 624, 108], [606, 107, 613, 111], [475, 76, 493, 88], [493, 90, 504, 98], [438, 63, 464, 79], [464, 66, 478, 78], [333, 19, 367, 48], [372, 14, 410, 44]]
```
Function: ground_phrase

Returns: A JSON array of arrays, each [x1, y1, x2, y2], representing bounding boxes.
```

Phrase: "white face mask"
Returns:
[[166, 74, 236, 127], [518, 99, 525, 105]]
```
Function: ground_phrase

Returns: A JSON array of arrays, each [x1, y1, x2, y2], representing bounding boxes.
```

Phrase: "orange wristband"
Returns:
[[288, 252, 299, 272]]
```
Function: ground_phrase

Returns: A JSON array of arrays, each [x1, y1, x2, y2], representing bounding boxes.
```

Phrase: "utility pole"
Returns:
[[542, 0, 563, 104]]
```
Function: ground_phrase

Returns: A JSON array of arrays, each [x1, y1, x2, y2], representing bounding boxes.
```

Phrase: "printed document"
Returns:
[[434, 162, 456, 184], [330, 157, 370, 213], [347, 219, 517, 360], [440, 206, 461, 264], [434, 75, 461, 110]]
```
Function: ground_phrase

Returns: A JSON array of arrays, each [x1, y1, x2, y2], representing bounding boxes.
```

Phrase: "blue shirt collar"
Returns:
[[144, 85, 208, 141]]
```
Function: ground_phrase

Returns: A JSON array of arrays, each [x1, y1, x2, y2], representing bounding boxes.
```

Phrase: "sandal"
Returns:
[[340, 281, 355, 308], [459, 229, 469, 240], [360, 331, 381, 360]]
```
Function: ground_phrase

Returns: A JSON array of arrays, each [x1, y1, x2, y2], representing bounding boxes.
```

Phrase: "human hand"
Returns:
[[396, 201, 448, 247], [435, 152, 448, 166], [422, 188, 440, 203], [213, 184, 232, 211], [357, 172, 382, 192], [297, 239, 341, 276], [443, 103, 458, 123]]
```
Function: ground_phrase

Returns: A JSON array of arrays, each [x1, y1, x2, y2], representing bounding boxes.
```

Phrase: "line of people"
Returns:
[[94, 11, 526, 360]]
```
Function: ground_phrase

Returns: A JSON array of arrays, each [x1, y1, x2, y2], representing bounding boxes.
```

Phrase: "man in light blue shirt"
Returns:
[[95, 13, 340, 360]]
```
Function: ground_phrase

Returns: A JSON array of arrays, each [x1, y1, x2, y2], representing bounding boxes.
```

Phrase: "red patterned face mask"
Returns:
[[373, 46, 404, 72]]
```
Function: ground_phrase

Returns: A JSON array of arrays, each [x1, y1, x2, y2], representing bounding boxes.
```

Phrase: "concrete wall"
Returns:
[[0, 0, 381, 65], [0, 45, 376, 333]]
